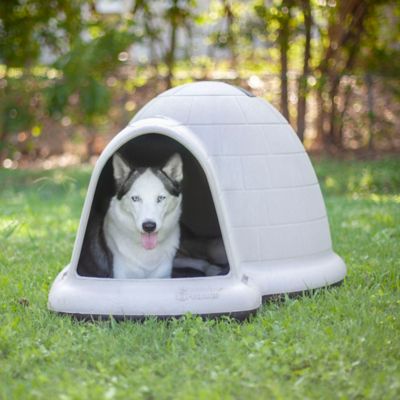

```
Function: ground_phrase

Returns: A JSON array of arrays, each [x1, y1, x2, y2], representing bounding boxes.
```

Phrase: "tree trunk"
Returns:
[[223, 0, 237, 69], [314, 0, 370, 151], [0, 67, 10, 161], [278, 3, 292, 122], [365, 73, 375, 151], [296, 0, 312, 143], [165, 21, 177, 89], [336, 83, 353, 147], [315, 78, 331, 149], [328, 74, 342, 148]]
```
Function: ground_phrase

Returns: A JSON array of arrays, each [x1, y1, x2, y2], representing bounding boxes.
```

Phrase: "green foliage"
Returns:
[[204, 1, 255, 64], [0, 0, 83, 67], [47, 28, 137, 123], [0, 2, 138, 154], [1, 77, 35, 134], [164, 0, 197, 26], [0, 70, 47, 157], [0, 0, 399, 159], [0, 0, 84, 155], [0, 159, 400, 399]]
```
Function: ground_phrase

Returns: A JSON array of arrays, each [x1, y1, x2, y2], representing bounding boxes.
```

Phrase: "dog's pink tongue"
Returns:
[[141, 232, 158, 250]]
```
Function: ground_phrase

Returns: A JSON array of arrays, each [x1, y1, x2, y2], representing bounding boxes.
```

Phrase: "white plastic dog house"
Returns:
[[48, 81, 346, 320]]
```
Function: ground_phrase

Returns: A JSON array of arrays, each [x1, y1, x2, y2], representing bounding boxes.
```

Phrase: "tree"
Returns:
[[131, 0, 162, 66], [314, 0, 373, 149], [163, 0, 197, 88], [296, 0, 312, 143], [46, 22, 137, 157], [358, 2, 400, 151], [207, 0, 241, 68], [0, 0, 83, 159], [277, 0, 294, 122], [253, 0, 296, 123]]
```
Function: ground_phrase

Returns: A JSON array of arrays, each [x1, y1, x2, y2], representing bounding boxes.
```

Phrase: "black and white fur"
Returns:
[[103, 153, 183, 279]]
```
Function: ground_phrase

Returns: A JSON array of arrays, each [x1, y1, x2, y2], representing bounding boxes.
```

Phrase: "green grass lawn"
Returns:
[[1, 158, 399, 399]]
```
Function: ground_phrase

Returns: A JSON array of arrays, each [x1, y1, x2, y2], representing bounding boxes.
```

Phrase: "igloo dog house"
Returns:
[[48, 81, 346, 320]]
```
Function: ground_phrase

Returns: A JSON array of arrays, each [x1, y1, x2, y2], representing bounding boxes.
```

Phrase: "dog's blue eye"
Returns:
[[157, 195, 166, 203], [131, 196, 140, 202]]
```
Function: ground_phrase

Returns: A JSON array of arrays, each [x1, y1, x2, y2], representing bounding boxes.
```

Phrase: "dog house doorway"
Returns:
[[77, 133, 230, 279]]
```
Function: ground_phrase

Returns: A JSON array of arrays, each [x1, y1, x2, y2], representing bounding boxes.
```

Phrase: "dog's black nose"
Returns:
[[142, 221, 157, 233]]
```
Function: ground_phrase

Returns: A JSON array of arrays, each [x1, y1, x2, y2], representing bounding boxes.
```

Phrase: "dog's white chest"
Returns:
[[112, 250, 173, 279]]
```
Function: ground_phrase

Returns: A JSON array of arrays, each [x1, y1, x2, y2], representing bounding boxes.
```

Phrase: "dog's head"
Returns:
[[112, 153, 183, 250]]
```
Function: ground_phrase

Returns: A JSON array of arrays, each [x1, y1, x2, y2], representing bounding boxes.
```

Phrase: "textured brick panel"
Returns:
[[236, 97, 287, 124], [258, 218, 332, 260], [264, 124, 305, 154], [219, 125, 268, 155], [188, 97, 246, 124], [266, 185, 326, 225], [241, 156, 272, 189], [211, 156, 244, 190], [233, 227, 260, 262], [223, 191, 269, 227], [267, 153, 318, 188]]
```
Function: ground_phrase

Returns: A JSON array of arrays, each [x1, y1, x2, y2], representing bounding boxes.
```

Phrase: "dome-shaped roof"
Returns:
[[159, 81, 249, 96], [131, 81, 287, 126]]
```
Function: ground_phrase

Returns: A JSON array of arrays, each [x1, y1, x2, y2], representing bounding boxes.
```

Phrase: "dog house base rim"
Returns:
[[242, 250, 347, 297], [48, 265, 262, 317], [261, 278, 344, 302], [52, 308, 258, 322]]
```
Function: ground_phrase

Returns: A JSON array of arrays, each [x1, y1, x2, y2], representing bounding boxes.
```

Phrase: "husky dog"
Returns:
[[103, 153, 183, 279]]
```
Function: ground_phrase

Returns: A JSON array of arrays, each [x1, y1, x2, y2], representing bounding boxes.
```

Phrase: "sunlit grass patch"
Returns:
[[316, 157, 400, 196], [0, 158, 399, 399]]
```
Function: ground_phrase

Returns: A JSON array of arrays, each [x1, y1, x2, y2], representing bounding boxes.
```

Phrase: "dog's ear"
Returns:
[[162, 153, 183, 183], [112, 153, 131, 184]]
